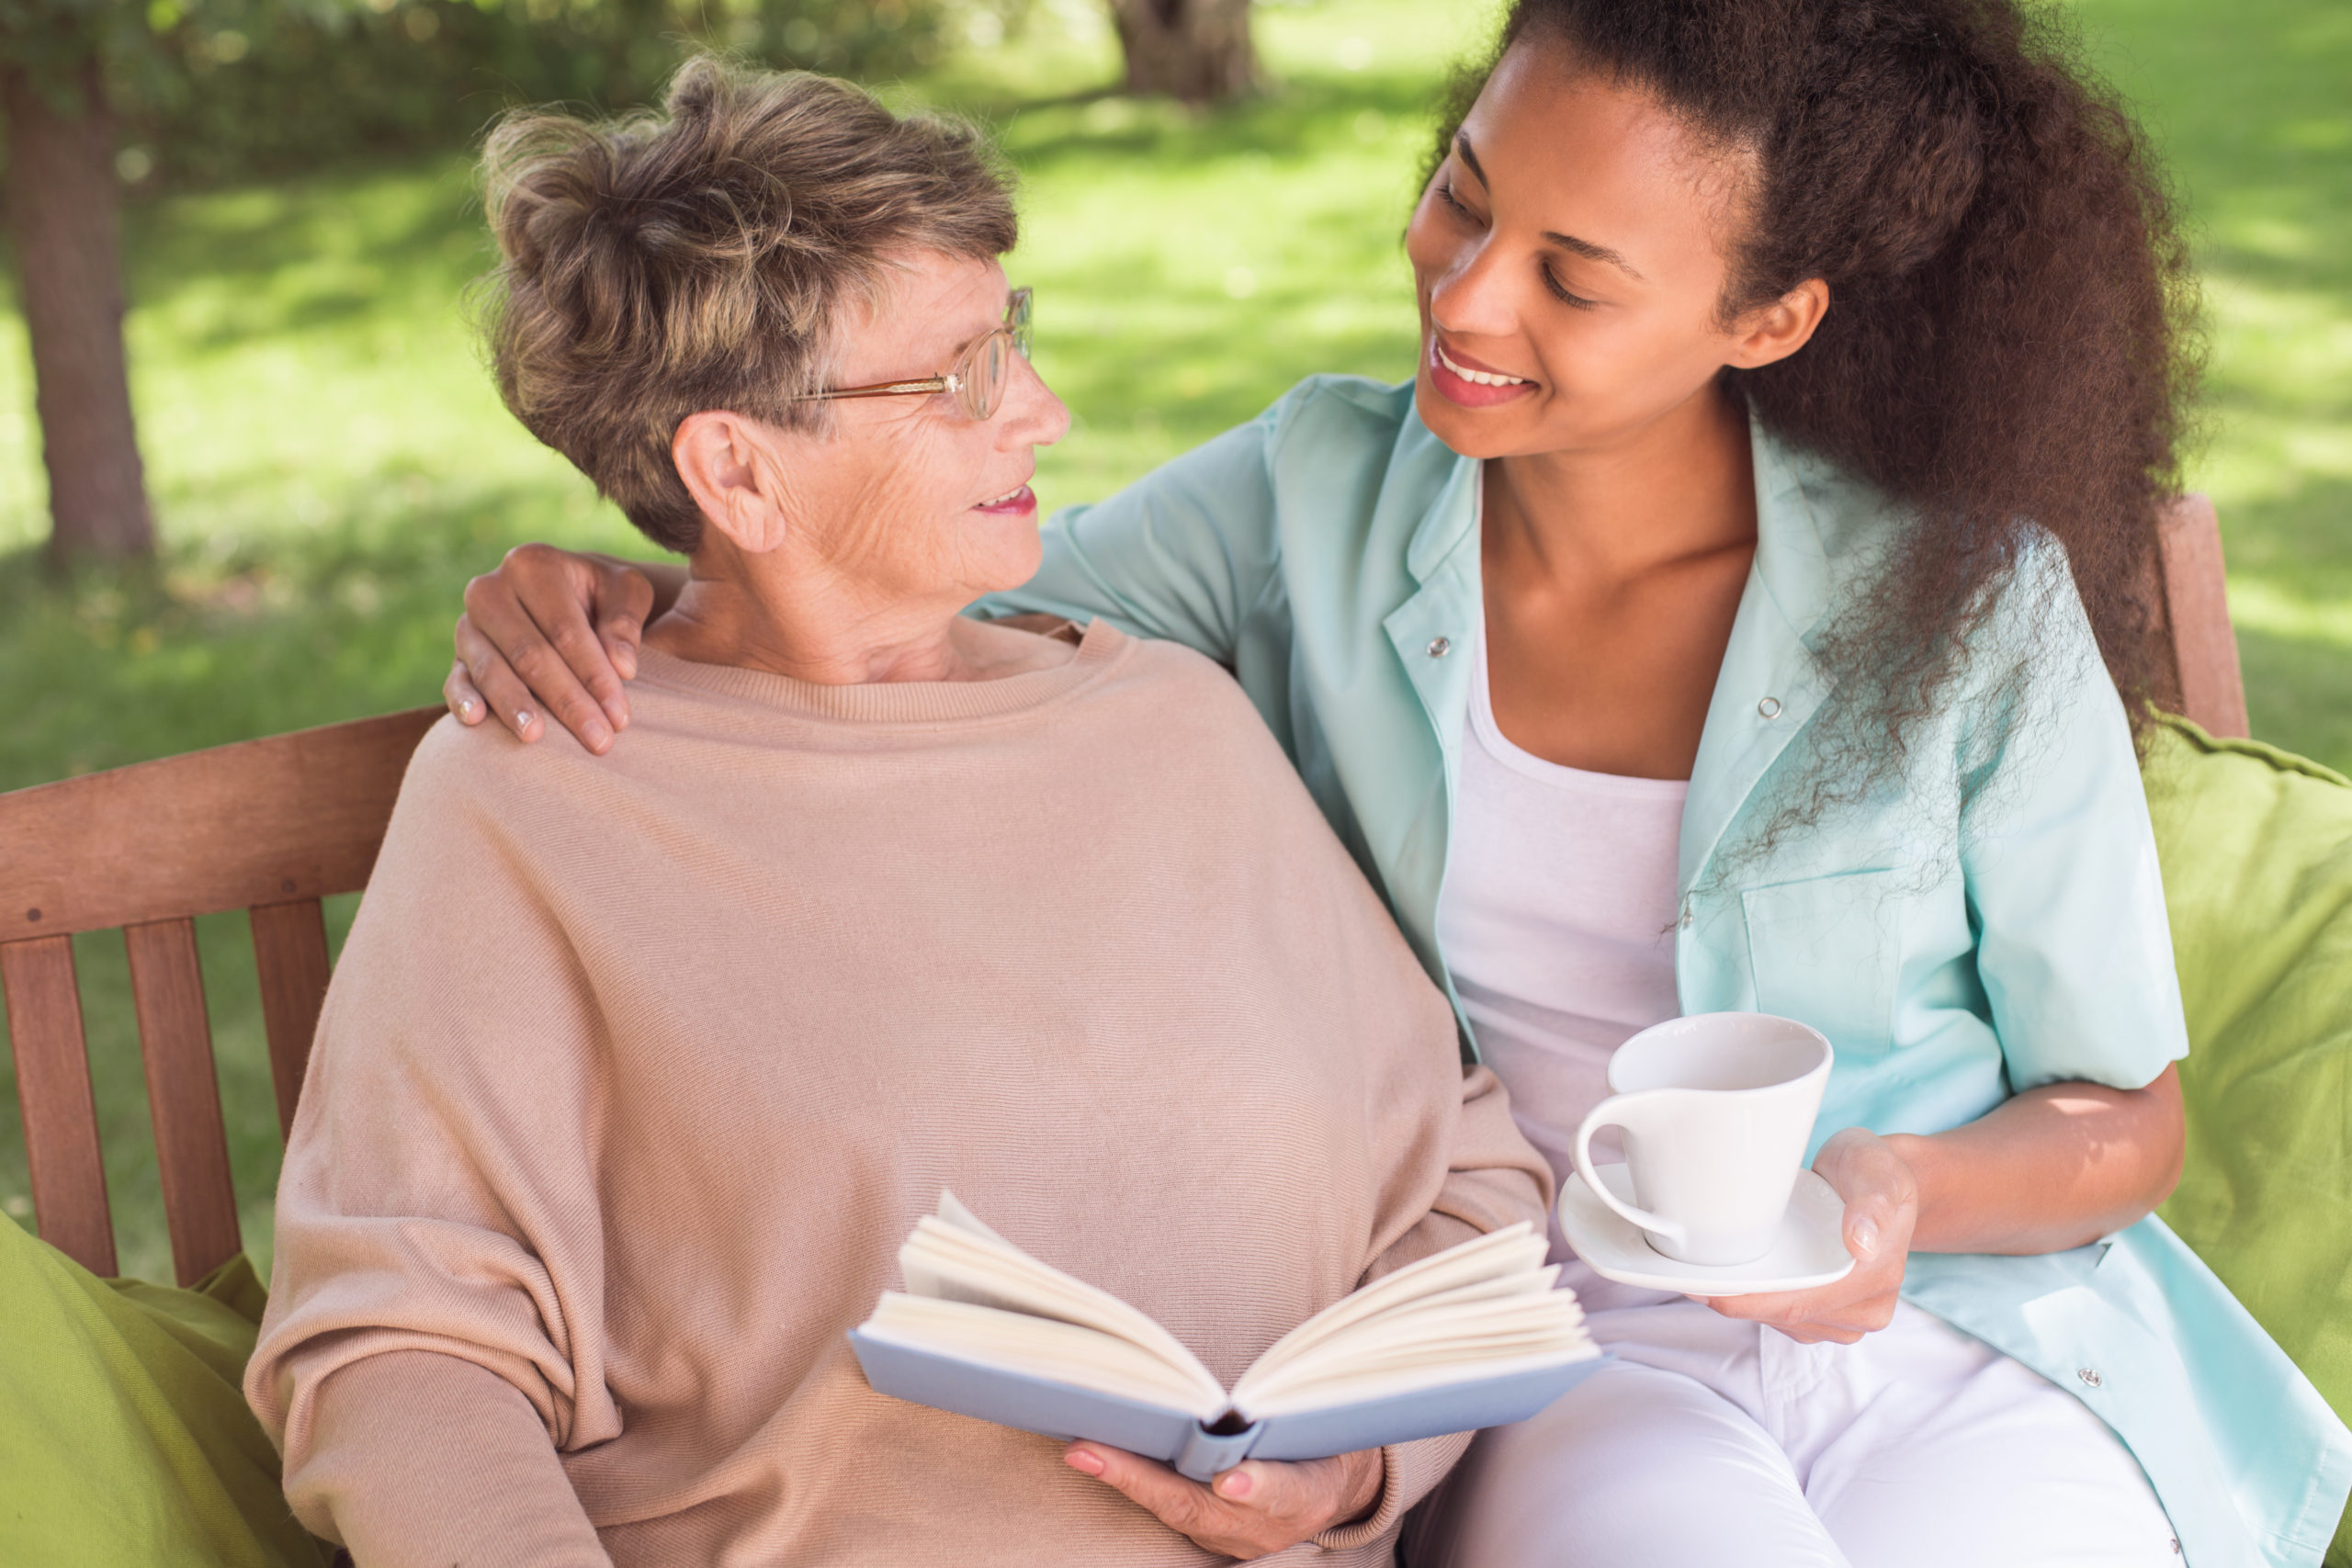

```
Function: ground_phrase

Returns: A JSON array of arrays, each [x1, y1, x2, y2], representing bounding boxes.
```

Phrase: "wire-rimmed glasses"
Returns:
[[794, 287, 1034, 421]]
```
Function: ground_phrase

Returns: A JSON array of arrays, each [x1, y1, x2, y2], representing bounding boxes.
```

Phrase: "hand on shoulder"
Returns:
[[447, 545, 668, 753]]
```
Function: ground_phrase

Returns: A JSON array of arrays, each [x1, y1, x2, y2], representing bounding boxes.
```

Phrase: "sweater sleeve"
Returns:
[[243, 723, 623, 1551], [1362, 1064, 1555, 1281], [1316, 1063, 1553, 1541], [293, 1351, 609, 1568]]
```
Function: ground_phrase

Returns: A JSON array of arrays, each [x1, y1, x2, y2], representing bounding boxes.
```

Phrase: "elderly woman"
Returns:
[[243, 59, 1552, 1568]]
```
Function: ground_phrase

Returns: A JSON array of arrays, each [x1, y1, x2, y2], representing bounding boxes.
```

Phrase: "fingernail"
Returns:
[[1216, 1468, 1253, 1499], [615, 647, 638, 678], [585, 722, 613, 752], [1065, 1449, 1104, 1478], [457, 697, 475, 717], [515, 709, 535, 731], [1851, 1216, 1881, 1256]]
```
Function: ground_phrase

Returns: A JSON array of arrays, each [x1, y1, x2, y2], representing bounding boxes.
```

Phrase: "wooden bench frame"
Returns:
[[0, 501, 2254, 1286], [0, 707, 438, 1281]]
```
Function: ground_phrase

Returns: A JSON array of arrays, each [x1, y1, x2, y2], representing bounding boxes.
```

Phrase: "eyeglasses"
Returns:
[[795, 287, 1034, 421]]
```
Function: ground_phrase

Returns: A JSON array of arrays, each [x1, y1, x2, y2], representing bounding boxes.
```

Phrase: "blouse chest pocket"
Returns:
[[1739, 867, 1917, 1058]]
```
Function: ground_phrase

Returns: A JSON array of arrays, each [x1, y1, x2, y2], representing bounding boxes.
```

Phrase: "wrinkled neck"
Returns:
[[647, 547, 975, 686]]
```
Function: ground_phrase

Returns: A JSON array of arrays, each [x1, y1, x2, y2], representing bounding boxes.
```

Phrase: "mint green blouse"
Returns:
[[983, 376, 2352, 1568]]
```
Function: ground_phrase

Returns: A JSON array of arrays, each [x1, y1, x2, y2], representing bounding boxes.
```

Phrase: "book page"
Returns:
[[893, 1193, 1224, 1410], [1237, 1223, 1551, 1385], [1231, 1224, 1595, 1418], [860, 1293, 1230, 1417], [1237, 1301, 1594, 1415], [1235, 1345, 1602, 1419]]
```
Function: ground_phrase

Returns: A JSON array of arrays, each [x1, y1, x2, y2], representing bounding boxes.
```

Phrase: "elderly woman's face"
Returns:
[[781, 254, 1068, 602]]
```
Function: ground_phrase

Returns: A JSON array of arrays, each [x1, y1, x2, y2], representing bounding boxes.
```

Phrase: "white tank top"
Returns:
[[1435, 631, 1686, 1277]]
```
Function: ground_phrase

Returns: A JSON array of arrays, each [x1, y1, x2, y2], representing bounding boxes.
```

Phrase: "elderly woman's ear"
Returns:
[[673, 410, 796, 555]]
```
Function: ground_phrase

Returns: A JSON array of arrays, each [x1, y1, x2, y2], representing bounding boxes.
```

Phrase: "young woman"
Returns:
[[440, 2, 2350, 1563]]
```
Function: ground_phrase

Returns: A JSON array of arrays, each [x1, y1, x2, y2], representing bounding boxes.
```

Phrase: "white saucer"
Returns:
[[1558, 1164, 1857, 1297]]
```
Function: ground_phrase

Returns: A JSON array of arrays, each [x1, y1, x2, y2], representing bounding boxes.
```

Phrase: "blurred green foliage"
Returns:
[[112, 0, 988, 186], [4, 0, 1018, 189]]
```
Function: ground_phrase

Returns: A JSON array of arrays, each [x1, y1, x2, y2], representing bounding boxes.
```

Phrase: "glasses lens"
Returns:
[[1009, 288, 1033, 362], [962, 331, 1011, 419]]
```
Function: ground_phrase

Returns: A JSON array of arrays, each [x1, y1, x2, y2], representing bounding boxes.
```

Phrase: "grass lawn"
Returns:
[[0, 0, 2346, 1280]]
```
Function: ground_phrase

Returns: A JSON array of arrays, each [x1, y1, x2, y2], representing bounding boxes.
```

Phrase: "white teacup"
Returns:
[[1570, 1012, 1834, 1267]]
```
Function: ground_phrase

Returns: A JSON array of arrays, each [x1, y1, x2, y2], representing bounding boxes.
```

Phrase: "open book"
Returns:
[[847, 1194, 1604, 1480]]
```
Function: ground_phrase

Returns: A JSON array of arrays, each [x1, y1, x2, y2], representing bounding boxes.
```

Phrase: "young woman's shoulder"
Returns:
[[1256, 374, 1441, 475]]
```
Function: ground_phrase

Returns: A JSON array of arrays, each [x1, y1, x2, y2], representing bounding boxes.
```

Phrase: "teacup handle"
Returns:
[[1571, 1093, 1688, 1249]]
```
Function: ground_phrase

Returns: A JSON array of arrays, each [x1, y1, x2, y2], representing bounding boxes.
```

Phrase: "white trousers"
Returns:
[[1413, 1299, 2181, 1568]]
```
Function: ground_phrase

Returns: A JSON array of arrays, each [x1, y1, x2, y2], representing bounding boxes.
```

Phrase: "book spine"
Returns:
[[1173, 1421, 1265, 1482]]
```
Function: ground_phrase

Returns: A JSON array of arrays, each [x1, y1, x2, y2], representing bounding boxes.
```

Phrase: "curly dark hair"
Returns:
[[1434, 0, 2199, 797]]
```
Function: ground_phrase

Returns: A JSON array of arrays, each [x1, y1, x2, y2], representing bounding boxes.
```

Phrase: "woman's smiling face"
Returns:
[[1405, 38, 1805, 461], [672, 252, 1069, 614], [786, 254, 1067, 601]]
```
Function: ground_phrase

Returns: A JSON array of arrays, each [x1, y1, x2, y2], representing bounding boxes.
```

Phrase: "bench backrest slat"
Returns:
[[0, 707, 443, 943], [2160, 494, 2251, 740], [124, 918, 244, 1286], [0, 706, 440, 1280], [250, 898, 334, 1141], [0, 934, 117, 1277]]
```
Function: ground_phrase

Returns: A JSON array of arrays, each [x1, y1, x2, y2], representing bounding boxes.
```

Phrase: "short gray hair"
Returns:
[[479, 56, 1019, 552]]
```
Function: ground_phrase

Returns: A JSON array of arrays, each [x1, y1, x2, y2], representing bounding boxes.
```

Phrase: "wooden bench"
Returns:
[[0, 501, 2254, 1285]]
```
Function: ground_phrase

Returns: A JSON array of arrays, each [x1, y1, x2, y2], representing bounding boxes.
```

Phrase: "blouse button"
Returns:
[[2076, 1367, 2103, 1389], [1758, 695, 1783, 720], [1427, 637, 1453, 659]]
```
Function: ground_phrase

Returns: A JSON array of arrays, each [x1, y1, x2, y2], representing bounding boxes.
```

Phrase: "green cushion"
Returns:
[[2147, 715, 2352, 1568], [0, 1219, 331, 1568]]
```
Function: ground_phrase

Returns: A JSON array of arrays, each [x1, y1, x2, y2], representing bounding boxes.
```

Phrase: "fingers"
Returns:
[[1817, 1133, 1914, 1265], [1702, 1283, 1899, 1338], [551, 557, 650, 734], [1220, 1448, 1384, 1532], [1063, 1444, 1365, 1560], [1698, 1251, 1905, 1340], [590, 559, 654, 692], [1686, 1129, 1925, 1347], [445, 660, 486, 725], [1772, 1323, 1868, 1346], [455, 614, 548, 744], [1067, 1446, 1252, 1556], [462, 553, 615, 754]]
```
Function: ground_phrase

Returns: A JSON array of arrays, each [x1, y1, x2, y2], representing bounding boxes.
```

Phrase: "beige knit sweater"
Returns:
[[246, 621, 1553, 1568]]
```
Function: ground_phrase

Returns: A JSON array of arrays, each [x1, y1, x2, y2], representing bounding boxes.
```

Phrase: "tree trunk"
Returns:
[[2, 58, 154, 564], [1106, 0, 1256, 103]]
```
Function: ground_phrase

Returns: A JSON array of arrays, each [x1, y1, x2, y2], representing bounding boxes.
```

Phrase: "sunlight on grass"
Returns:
[[2073, 0, 2352, 763]]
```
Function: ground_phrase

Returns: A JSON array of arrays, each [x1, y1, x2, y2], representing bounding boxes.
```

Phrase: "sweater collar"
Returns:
[[635, 618, 1126, 725]]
